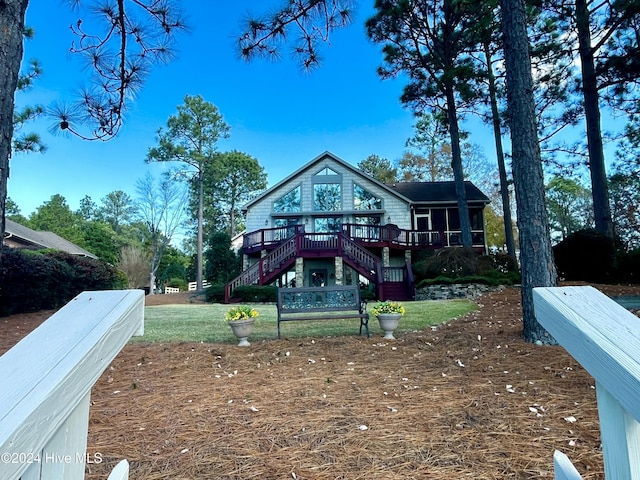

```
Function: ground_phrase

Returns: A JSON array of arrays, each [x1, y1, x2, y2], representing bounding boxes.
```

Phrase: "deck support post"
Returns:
[[382, 247, 390, 267], [334, 257, 343, 285], [295, 257, 304, 287]]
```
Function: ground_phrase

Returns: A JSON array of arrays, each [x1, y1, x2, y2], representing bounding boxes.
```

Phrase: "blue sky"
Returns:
[[11, 1, 434, 216], [13, 1, 623, 219]]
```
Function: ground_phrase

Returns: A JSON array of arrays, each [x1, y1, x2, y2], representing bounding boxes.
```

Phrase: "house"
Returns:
[[225, 151, 490, 301], [3, 218, 98, 259]]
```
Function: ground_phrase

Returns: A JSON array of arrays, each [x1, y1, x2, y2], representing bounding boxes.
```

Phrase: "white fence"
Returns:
[[0, 290, 145, 480], [164, 286, 180, 294], [534, 286, 640, 479], [188, 280, 210, 291]]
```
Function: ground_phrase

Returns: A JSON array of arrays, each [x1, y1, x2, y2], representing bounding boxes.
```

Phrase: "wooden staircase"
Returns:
[[378, 262, 415, 301], [225, 232, 415, 302], [224, 237, 298, 302]]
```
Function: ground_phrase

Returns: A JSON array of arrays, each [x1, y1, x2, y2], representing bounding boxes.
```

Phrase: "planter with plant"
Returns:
[[225, 306, 259, 346], [371, 301, 405, 339]]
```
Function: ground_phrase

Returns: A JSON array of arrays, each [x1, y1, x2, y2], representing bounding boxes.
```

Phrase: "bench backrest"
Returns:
[[277, 285, 364, 314]]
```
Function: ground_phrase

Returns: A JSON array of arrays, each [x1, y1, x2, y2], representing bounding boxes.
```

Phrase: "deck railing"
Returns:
[[242, 225, 305, 251], [339, 235, 380, 282], [343, 223, 446, 248], [533, 286, 640, 479], [225, 236, 299, 301], [0, 290, 144, 480], [241, 223, 487, 252]]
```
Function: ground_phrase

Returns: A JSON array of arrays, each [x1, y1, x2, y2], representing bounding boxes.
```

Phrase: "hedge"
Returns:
[[0, 248, 123, 316]]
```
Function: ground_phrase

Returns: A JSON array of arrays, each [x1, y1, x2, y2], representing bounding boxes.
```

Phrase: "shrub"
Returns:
[[166, 277, 188, 291], [553, 229, 617, 282], [413, 247, 493, 281], [205, 285, 226, 303], [613, 247, 640, 283], [232, 285, 277, 303], [360, 288, 376, 301], [490, 253, 519, 274], [0, 248, 74, 315], [0, 247, 122, 316]]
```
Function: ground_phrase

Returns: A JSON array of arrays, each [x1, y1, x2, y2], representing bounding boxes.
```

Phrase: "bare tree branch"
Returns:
[[51, 0, 187, 141], [238, 0, 355, 70]]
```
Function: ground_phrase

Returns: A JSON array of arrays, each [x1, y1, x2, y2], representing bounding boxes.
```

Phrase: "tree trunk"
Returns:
[[149, 271, 156, 295], [0, 0, 29, 263], [500, 0, 558, 344], [575, 0, 614, 239], [484, 39, 517, 259], [229, 187, 236, 238], [197, 170, 204, 290], [445, 85, 473, 248]]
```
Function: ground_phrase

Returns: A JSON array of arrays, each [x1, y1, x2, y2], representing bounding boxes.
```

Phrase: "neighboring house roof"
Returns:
[[388, 181, 491, 205], [231, 230, 245, 253], [3, 219, 98, 259]]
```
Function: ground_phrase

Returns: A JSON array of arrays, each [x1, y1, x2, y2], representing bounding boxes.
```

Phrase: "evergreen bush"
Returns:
[[613, 247, 640, 283], [413, 247, 493, 281], [205, 285, 226, 303], [0, 248, 122, 316], [553, 229, 617, 282], [232, 285, 277, 302], [166, 277, 188, 291]]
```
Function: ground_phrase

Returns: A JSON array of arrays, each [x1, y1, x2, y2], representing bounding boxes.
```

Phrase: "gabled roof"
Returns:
[[243, 151, 414, 211], [4, 219, 98, 259], [388, 181, 491, 205], [243, 151, 491, 211]]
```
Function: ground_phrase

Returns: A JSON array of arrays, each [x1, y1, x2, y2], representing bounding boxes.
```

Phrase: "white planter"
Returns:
[[228, 318, 256, 346], [376, 313, 402, 339]]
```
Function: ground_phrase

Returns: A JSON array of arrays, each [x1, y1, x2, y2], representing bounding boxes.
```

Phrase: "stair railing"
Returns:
[[225, 236, 298, 302], [338, 234, 379, 277]]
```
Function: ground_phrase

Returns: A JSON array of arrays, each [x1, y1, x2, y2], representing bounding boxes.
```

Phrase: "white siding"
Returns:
[[245, 155, 411, 232]]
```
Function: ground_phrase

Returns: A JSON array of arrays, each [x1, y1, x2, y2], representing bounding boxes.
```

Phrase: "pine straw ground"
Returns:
[[2, 284, 639, 479]]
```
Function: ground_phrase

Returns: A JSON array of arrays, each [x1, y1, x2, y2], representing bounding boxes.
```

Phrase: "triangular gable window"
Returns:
[[273, 186, 301, 212], [354, 184, 382, 210], [314, 167, 339, 176]]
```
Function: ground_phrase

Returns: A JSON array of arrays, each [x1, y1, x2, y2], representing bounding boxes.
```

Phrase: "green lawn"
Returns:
[[138, 299, 477, 344]]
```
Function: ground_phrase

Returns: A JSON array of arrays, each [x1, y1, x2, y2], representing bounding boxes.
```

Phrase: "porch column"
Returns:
[[334, 257, 343, 285], [242, 254, 249, 271], [382, 247, 390, 267], [404, 250, 412, 264], [295, 257, 304, 287]]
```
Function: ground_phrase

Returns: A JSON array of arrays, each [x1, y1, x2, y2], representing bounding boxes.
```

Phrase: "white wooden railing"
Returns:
[[164, 286, 180, 294], [188, 281, 210, 291], [533, 286, 640, 479], [0, 289, 145, 480]]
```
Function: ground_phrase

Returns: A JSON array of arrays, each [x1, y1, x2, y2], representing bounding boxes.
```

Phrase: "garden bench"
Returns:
[[276, 285, 369, 339]]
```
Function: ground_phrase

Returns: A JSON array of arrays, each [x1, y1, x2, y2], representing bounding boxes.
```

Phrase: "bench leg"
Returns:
[[359, 317, 370, 338]]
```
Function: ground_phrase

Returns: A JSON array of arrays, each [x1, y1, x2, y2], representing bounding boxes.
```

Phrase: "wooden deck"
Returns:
[[242, 224, 449, 253]]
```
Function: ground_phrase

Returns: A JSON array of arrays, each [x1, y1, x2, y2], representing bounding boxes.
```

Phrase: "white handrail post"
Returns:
[[533, 286, 640, 480], [553, 451, 583, 480], [38, 392, 91, 479], [0, 289, 143, 480], [596, 382, 640, 479], [106, 460, 130, 480]]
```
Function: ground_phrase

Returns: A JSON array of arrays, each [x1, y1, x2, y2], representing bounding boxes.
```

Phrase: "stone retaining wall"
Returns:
[[416, 283, 505, 301]]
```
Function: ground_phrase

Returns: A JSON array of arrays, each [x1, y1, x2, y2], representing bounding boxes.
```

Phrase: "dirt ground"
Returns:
[[2, 283, 639, 479]]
